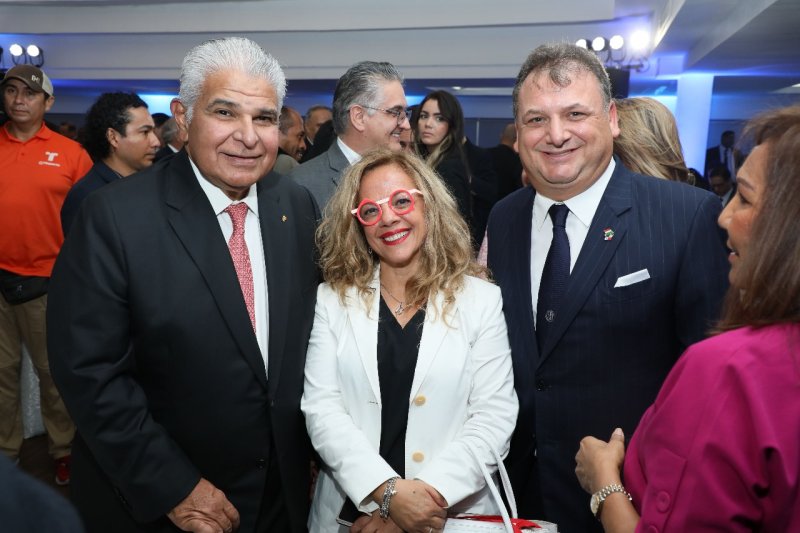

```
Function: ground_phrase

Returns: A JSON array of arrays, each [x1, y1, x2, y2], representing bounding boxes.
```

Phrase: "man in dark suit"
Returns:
[[709, 165, 736, 207], [153, 118, 184, 162], [298, 104, 331, 163], [488, 122, 523, 200], [486, 43, 729, 532], [704, 130, 744, 181], [48, 37, 320, 533], [289, 61, 411, 209], [61, 91, 160, 236]]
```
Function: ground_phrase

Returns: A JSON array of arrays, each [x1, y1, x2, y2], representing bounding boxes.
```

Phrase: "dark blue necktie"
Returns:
[[537, 203, 570, 352]]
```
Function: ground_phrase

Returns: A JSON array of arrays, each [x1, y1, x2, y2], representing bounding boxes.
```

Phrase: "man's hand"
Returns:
[[167, 478, 240, 533], [575, 427, 626, 494]]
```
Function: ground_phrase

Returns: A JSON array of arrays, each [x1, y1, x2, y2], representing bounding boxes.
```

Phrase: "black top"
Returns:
[[338, 296, 426, 524], [377, 296, 425, 477]]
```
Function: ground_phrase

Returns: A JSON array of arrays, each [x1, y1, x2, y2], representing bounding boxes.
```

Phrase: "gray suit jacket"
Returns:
[[288, 141, 351, 210]]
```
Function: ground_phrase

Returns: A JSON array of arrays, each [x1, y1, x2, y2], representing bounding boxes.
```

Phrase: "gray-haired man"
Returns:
[[289, 61, 410, 209], [48, 37, 320, 533]]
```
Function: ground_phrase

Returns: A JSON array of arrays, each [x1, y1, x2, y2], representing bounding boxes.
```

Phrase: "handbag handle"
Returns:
[[464, 440, 516, 533]]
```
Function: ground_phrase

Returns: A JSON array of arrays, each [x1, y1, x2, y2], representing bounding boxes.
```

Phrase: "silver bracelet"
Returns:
[[379, 477, 399, 519]]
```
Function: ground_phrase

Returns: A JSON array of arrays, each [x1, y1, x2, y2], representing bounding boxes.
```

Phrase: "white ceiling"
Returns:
[[1, 0, 798, 103]]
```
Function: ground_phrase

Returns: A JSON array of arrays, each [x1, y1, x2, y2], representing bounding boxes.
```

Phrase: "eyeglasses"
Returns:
[[351, 188, 423, 226], [360, 105, 412, 125]]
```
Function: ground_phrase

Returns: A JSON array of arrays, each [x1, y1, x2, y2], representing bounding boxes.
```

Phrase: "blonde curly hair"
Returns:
[[316, 148, 486, 319]]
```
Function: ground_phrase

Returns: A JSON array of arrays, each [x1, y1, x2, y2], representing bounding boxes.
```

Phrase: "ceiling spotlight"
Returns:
[[609, 35, 624, 50], [630, 30, 650, 53], [9, 43, 23, 57], [26, 45, 41, 57], [575, 38, 589, 49], [591, 36, 607, 52]]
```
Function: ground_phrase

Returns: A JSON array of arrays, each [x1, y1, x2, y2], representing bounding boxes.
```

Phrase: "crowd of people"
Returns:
[[1, 35, 798, 533]]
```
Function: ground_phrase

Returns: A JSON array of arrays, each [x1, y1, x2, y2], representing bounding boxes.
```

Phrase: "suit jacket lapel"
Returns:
[[507, 188, 541, 373], [409, 291, 449, 400], [164, 153, 268, 390], [257, 173, 292, 398], [537, 163, 632, 362], [328, 142, 350, 189], [348, 273, 382, 404], [346, 268, 451, 404]]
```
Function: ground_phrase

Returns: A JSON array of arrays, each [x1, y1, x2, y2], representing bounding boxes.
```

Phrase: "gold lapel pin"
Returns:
[[281, 215, 287, 222]]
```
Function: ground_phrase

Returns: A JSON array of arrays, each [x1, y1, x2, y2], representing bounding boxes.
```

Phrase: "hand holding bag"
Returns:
[[442, 441, 557, 533]]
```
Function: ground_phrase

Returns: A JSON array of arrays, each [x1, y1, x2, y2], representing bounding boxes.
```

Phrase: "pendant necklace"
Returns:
[[380, 284, 408, 315]]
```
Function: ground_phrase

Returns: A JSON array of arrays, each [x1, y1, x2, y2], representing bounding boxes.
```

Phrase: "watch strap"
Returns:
[[593, 483, 632, 519]]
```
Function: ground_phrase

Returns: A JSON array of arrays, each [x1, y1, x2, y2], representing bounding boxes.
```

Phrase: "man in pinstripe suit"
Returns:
[[485, 43, 729, 533]]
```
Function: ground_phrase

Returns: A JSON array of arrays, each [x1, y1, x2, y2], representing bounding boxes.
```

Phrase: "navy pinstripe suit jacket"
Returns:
[[486, 161, 730, 533]]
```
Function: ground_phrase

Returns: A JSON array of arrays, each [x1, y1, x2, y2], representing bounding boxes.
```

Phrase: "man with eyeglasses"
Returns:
[[290, 61, 411, 209]]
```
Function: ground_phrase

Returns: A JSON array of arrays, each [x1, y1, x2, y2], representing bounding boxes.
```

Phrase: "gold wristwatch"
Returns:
[[590, 483, 632, 519]]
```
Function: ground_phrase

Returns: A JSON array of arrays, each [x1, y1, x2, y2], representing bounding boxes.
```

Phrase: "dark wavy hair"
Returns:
[[82, 92, 148, 160], [415, 90, 469, 171], [716, 105, 800, 331]]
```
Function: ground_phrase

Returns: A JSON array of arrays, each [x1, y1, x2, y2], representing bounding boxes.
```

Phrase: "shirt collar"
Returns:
[[337, 137, 362, 166], [2, 122, 51, 143], [189, 157, 259, 217], [533, 157, 615, 230]]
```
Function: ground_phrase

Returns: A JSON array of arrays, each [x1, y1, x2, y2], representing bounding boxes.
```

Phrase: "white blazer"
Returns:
[[302, 270, 518, 532]]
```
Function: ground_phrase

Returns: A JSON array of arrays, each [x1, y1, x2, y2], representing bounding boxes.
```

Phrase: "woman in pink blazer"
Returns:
[[575, 105, 800, 532]]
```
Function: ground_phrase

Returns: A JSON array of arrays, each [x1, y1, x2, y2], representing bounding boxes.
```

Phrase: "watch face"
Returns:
[[590, 494, 600, 516]]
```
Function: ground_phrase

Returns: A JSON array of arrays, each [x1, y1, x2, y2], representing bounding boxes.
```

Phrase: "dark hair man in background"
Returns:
[[708, 165, 735, 207], [298, 104, 332, 163], [705, 129, 744, 181], [153, 117, 185, 162], [273, 106, 306, 174], [61, 91, 160, 235]]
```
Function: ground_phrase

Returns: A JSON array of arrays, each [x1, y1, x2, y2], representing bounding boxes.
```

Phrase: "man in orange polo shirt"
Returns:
[[0, 65, 92, 485]]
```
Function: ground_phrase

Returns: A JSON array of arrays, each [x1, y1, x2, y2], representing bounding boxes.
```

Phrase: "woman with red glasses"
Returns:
[[302, 148, 518, 533]]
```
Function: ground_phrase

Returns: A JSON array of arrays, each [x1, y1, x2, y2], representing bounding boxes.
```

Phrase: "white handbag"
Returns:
[[442, 442, 557, 533]]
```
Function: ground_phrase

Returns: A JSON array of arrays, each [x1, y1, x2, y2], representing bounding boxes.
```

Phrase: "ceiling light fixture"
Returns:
[[580, 31, 650, 72], [8, 42, 45, 67]]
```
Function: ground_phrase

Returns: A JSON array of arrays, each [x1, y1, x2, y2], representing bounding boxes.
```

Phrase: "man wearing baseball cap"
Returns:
[[0, 65, 92, 486]]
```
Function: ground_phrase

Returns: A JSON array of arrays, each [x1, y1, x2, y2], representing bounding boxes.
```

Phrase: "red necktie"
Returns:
[[225, 203, 255, 332]]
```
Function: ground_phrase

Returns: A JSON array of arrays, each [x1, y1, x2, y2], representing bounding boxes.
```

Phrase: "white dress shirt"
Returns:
[[190, 159, 270, 373], [530, 158, 615, 326], [337, 137, 362, 165]]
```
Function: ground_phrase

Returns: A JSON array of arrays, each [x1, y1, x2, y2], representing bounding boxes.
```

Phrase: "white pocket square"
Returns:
[[614, 269, 650, 288]]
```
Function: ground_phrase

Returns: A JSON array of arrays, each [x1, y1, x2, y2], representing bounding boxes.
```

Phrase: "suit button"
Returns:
[[536, 379, 547, 391], [413, 395, 426, 406], [255, 458, 266, 469], [656, 491, 670, 512], [412, 452, 425, 463]]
